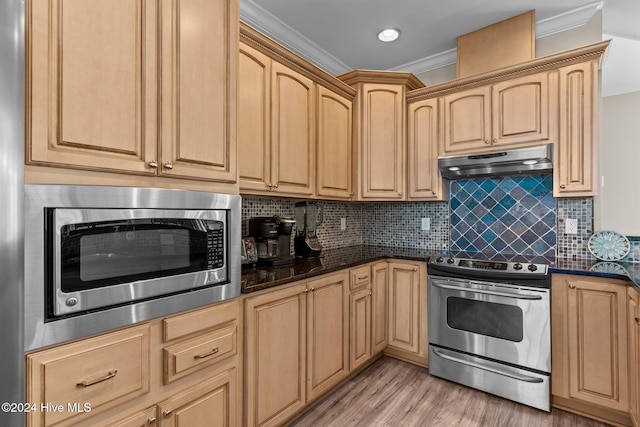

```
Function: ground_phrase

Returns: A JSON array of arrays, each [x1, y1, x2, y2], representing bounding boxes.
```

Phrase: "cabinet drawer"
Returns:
[[164, 325, 237, 383], [163, 300, 237, 342], [350, 265, 371, 290], [26, 324, 150, 426]]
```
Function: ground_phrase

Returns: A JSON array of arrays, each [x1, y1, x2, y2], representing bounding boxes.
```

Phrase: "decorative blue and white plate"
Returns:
[[589, 261, 629, 276], [587, 230, 630, 261]]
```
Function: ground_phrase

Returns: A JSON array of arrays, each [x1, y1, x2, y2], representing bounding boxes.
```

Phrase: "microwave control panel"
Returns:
[[206, 221, 225, 269]]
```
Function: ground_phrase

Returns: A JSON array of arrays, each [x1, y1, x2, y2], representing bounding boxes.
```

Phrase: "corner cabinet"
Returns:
[[554, 60, 598, 197], [27, 0, 237, 184], [552, 274, 631, 427], [440, 71, 554, 155], [238, 41, 315, 197], [407, 98, 448, 201], [339, 71, 424, 201]]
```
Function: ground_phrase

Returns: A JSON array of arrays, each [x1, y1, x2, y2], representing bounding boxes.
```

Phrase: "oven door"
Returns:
[[428, 275, 550, 373]]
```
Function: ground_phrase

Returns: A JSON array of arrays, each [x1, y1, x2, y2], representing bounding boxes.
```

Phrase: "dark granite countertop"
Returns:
[[241, 245, 640, 294]]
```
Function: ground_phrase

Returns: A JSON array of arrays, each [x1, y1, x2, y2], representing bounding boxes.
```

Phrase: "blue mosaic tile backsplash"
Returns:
[[449, 175, 556, 257]]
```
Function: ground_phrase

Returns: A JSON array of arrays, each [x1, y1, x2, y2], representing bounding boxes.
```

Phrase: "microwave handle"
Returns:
[[430, 282, 543, 300]]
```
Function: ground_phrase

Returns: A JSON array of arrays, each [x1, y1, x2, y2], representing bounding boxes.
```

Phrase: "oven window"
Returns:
[[60, 219, 213, 292], [446, 297, 524, 342]]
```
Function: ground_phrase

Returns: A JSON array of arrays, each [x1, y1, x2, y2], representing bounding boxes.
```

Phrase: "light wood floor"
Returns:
[[290, 356, 610, 427]]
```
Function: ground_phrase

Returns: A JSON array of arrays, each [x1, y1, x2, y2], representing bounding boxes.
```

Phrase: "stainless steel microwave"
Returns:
[[24, 185, 241, 351]]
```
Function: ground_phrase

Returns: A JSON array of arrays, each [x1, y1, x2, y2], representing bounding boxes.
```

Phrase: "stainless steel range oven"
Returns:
[[428, 256, 551, 411], [24, 185, 241, 351]]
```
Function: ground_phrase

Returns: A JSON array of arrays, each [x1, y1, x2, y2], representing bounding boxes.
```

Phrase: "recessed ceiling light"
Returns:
[[377, 28, 400, 42]]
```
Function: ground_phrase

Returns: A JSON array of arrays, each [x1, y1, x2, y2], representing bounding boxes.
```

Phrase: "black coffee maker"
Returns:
[[248, 216, 295, 266]]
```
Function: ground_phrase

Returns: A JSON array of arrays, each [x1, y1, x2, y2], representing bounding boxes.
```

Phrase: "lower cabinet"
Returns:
[[349, 265, 373, 370], [629, 287, 640, 427], [26, 300, 240, 427], [385, 260, 428, 366], [371, 261, 390, 355], [243, 271, 349, 427], [552, 274, 630, 426]]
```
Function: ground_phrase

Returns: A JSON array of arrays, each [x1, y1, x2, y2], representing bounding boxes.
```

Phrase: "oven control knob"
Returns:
[[513, 263, 523, 271], [435, 257, 444, 263], [528, 264, 538, 272], [446, 257, 455, 264], [66, 297, 78, 307]]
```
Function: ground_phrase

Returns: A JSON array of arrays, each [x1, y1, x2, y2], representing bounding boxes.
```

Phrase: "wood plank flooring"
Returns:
[[290, 356, 610, 427]]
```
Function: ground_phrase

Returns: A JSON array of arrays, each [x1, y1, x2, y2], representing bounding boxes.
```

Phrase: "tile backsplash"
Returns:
[[449, 175, 556, 257]]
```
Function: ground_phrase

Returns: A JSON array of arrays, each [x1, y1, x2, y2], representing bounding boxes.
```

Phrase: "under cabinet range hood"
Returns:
[[438, 145, 553, 179]]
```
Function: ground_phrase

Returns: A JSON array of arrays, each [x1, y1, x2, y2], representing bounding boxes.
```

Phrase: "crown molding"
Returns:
[[241, 0, 603, 76], [240, 0, 351, 75]]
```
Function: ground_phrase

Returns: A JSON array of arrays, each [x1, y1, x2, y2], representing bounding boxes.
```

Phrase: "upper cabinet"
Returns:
[[554, 60, 598, 197], [27, 0, 237, 186], [407, 98, 448, 201], [441, 72, 554, 155], [339, 71, 424, 201], [238, 24, 355, 200]]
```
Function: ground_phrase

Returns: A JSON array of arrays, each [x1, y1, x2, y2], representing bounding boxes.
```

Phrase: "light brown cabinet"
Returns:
[[440, 72, 553, 155], [552, 274, 630, 426], [243, 271, 349, 426], [371, 262, 390, 355], [349, 265, 373, 371], [629, 287, 640, 427], [316, 86, 354, 199], [554, 60, 598, 197], [339, 71, 424, 201], [407, 97, 448, 201], [238, 24, 356, 200], [27, 0, 237, 184], [385, 260, 428, 367], [238, 42, 315, 197]]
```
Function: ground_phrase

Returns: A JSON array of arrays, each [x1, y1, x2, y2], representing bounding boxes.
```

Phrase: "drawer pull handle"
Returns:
[[194, 347, 220, 359], [164, 162, 174, 170], [76, 369, 117, 387], [357, 275, 369, 281], [569, 283, 576, 289], [163, 410, 172, 417], [560, 184, 567, 189], [147, 417, 157, 425]]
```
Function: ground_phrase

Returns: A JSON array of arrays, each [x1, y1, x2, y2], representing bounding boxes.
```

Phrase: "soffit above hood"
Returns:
[[438, 145, 553, 179]]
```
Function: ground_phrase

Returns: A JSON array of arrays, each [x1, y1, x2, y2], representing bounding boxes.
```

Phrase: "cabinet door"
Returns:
[[555, 61, 597, 196], [111, 407, 158, 427], [407, 98, 444, 200], [630, 288, 640, 427], [441, 86, 491, 154], [306, 272, 349, 401], [350, 287, 372, 371], [238, 43, 272, 193], [371, 262, 389, 355], [566, 277, 629, 412], [387, 261, 427, 361], [271, 62, 315, 196], [159, 0, 237, 182], [360, 84, 405, 199], [27, 0, 158, 174], [244, 283, 306, 427], [158, 368, 237, 427], [316, 86, 353, 199], [491, 72, 552, 147]]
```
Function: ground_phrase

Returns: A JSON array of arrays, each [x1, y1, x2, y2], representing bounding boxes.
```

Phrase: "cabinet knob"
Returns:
[[560, 184, 567, 189], [164, 162, 174, 170], [303, 288, 309, 293], [635, 317, 640, 325], [311, 287, 315, 292], [147, 417, 157, 425], [484, 139, 490, 145], [413, 267, 418, 272], [274, 183, 279, 189], [492, 138, 497, 144], [267, 183, 272, 189], [162, 410, 172, 417], [148, 160, 158, 168], [569, 283, 576, 289], [369, 292, 372, 296]]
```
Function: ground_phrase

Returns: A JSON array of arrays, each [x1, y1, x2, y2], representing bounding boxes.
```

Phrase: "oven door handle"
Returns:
[[432, 348, 544, 383], [430, 282, 543, 300]]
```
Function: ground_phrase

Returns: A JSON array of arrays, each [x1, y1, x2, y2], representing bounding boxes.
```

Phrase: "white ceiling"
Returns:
[[241, 0, 639, 77]]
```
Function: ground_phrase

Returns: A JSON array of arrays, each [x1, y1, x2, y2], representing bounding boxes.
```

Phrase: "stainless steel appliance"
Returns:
[[294, 201, 323, 257], [248, 216, 295, 265], [24, 185, 241, 351], [0, 0, 25, 423], [428, 256, 551, 411], [438, 145, 553, 179]]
